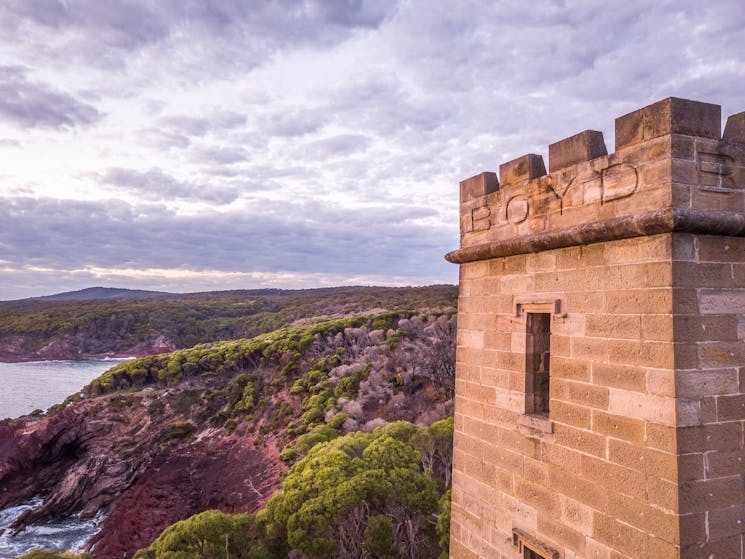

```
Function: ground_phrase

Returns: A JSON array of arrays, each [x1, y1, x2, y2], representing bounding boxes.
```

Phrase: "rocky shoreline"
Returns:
[[0, 338, 176, 364], [0, 383, 286, 558]]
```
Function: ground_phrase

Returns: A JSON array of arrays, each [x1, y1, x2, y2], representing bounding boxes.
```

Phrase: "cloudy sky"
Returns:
[[0, 0, 744, 299]]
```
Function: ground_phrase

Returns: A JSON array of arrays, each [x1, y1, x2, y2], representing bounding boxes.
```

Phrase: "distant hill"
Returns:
[[28, 287, 170, 302], [0, 285, 458, 362]]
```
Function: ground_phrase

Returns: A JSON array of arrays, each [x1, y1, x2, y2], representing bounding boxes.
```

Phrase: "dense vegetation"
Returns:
[[16, 553, 91, 559], [134, 419, 453, 559], [5, 286, 459, 558], [0, 286, 457, 359], [71, 309, 457, 454]]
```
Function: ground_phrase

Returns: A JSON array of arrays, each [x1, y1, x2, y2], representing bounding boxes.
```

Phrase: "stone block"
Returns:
[[585, 314, 641, 339], [548, 130, 608, 172], [536, 515, 585, 553], [645, 368, 676, 396], [679, 476, 744, 514], [551, 356, 590, 382], [604, 234, 671, 264], [698, 289, 745, 314], [581, 456, 646, 501], [606, 492, 678, 541], [677, 452, 705, 482], [647, 537, 679, 558], [552, 378, 609, 409], [672, 134, 695, 159], [646, 475, 678, 511], [551, 400, 591, 429], [606, 438, 677, 480], [723, 111, 745, 144], [592, 512, 648, 558], [591, 410, 645, 443], [674, 315, 740, 342], [558, 495, 594, 534], [697, 235, 745, 262], [674, 262, 733, 288], [679, 513, 708, 546], [675, 369, 740, 398], [460, 171, 498, 204], [607, 388, 675, 424], [698, 340, 745, 368], [705, 448, 745, 478], [641, 314, 674, 342], [499, 154, 546, 186], [606, 288, 672, 314], [592, 362, 646, 392], [548, 466, 608, 510], [553, 423, 606, 458], [677, 423, 743, 452], [682, 534, 743, 559], [716, 393, 745, 421], [615, 97, 721, 150], [514, 479, 560, 516]]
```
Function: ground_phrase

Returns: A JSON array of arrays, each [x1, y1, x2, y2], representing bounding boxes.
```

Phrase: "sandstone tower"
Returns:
[[446, 97, 745, 558]]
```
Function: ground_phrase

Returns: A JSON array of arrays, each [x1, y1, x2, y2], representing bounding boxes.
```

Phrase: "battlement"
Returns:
[[448, 97, 745, 264]]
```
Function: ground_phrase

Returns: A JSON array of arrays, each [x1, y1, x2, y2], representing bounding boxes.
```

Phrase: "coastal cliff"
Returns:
[[0, 305, 456, 558]]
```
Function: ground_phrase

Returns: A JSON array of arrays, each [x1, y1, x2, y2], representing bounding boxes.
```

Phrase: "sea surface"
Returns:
[[0, 358, 127, 420], [0, 359, 127, 557], [0, 499, 103, 559]]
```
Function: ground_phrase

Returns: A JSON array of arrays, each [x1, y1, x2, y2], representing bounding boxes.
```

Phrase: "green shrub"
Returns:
[[166, 421, 195, 439], [363, 515, 398, 558]]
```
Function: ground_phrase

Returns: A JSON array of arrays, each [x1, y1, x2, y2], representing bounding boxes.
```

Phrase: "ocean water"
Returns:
[[0, 498, 103, 558], [0, 359, 126, 556], [0, 359, 127, 420]]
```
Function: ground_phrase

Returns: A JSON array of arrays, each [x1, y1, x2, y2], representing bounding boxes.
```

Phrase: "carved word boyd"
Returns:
[[462, 99, 745, 236]]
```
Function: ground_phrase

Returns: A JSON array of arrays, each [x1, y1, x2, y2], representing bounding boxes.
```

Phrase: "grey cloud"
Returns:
[[155, 110, 248, 143], [210, 110, 247, 129], [98, 167, 237, 204], [171, 0, 399, 39], [0, 139, 21, 148], [137, 128, 192, 150], [307, 0, 399, 28], [3, 0, 169, 49], [191, 146, 248, 165], [158, 116, 212, 136], [0, 196, 455, 284], [140, 111, 249, 155], [0, 0, 400, 82], [0, 66, 101, 129], [301, 134, 371, 159], [257, 108, 327, 138]]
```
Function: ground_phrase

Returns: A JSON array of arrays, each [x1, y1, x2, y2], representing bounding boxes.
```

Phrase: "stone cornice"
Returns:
[[445, 208, 745, 264]]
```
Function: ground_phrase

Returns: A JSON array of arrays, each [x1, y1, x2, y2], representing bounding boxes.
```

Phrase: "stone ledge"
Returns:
[[445, 208, 745, 264], [517, 413, 554, 435]]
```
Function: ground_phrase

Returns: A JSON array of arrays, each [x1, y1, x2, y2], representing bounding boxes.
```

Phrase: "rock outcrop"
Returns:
[[0, 381, 284, 558]]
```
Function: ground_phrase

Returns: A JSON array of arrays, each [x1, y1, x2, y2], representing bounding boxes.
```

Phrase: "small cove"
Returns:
[[0, 358, 128, 420]]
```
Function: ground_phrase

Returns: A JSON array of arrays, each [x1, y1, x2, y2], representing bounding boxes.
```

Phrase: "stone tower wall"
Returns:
[[447, 98, 745, 558]]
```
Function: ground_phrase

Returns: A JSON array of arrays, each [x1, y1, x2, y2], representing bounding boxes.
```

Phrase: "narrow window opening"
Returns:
[[525, 312, 551, 416], [513, 528, 559, 559]]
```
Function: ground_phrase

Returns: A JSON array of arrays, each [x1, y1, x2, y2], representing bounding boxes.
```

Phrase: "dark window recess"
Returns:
[[513, 528, 559, 559], [525, 312, 551, 416]]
